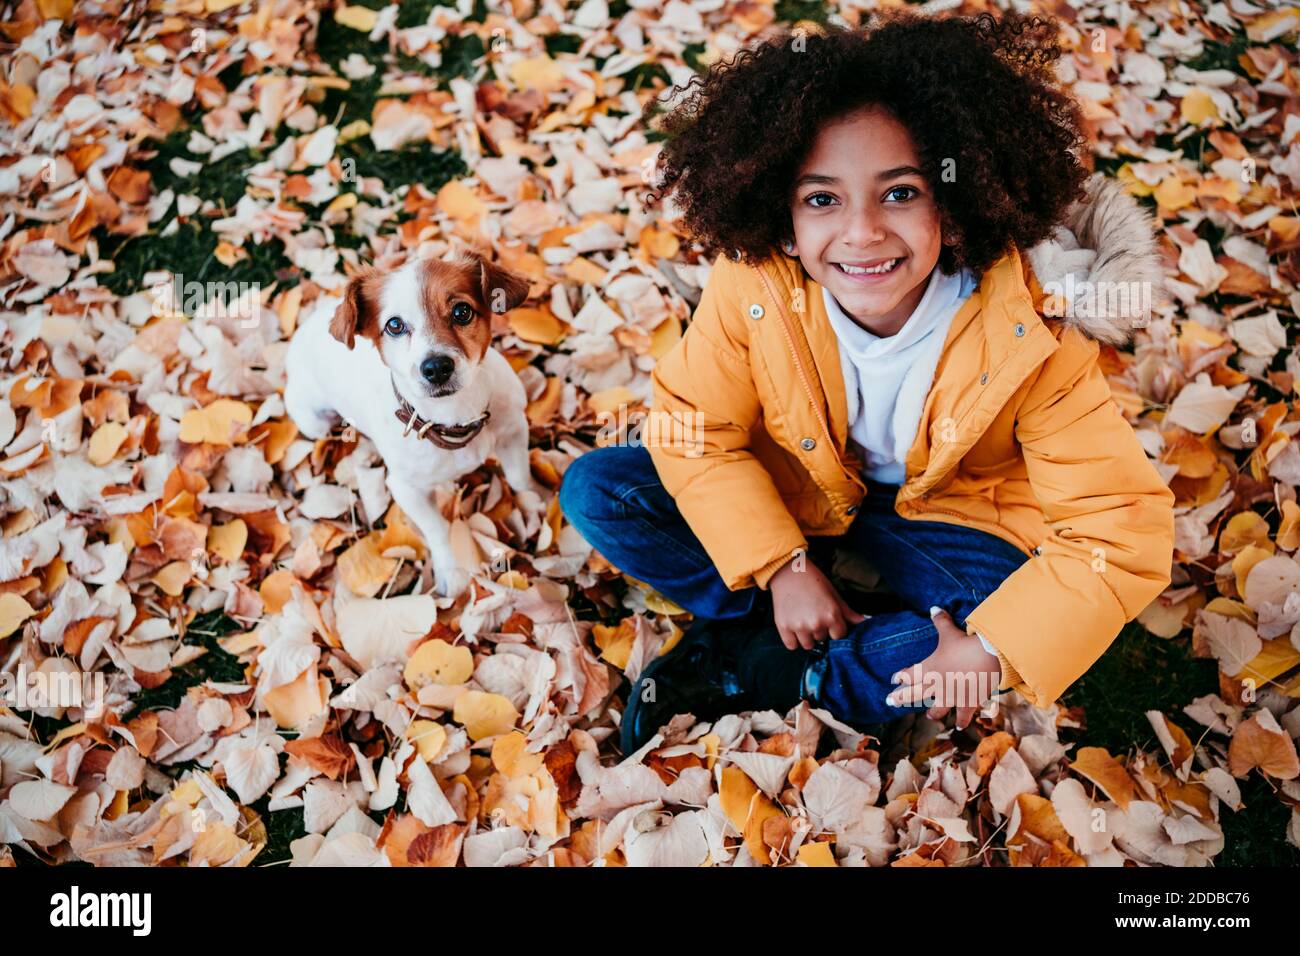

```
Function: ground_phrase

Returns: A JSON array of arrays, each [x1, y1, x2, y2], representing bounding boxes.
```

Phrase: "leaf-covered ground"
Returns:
[[1, 0, 1299, 867]]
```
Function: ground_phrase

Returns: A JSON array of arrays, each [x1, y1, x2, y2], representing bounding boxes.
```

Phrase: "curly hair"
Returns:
[[641, 11, 1091, 277]]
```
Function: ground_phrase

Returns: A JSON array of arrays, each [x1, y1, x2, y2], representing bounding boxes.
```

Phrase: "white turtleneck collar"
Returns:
[[821, 265, 977, 483]]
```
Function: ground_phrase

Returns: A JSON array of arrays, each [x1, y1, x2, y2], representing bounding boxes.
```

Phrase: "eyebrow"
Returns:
[[794, 166, 926, 188]]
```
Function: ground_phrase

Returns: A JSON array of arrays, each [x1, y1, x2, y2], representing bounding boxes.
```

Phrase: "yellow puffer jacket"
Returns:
[[647, 175, 1176, 708]]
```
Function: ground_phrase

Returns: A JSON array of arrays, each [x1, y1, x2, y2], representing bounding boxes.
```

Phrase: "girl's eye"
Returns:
[[884, 185, 919, 203], [451, 302, 475, 326], [384, 317, 406, 336], [805, 192, 836, 209]]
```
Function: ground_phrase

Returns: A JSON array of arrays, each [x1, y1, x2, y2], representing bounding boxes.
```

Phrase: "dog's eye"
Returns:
[[384, 317, 407, 336], [450, 303, 475, 326]]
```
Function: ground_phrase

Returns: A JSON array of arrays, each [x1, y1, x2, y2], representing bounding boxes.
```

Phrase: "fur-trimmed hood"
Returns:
[[1026, 172, 1165, 346]]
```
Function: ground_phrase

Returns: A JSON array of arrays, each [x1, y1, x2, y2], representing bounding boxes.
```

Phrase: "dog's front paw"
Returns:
[[433, 562, 472, 600], [294, 413, 336, 441]]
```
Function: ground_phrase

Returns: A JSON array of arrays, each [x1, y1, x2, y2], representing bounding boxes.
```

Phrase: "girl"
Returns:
[[558, 12, 1175, 754]]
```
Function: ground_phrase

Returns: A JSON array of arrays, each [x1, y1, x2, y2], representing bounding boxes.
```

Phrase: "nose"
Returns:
[[420, 353, 455, 385], [843, 202, 888, 247]]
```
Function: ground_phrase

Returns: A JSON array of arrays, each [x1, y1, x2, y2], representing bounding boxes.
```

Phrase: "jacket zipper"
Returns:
[[756, 266, 835, 448], [755, 266, 866, 505]]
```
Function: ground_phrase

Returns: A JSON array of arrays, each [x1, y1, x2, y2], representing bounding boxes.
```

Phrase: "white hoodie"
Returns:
[[822, 263, 978, 484]]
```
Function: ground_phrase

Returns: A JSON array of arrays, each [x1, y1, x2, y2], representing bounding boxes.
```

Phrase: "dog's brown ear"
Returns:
[[460, 252, 530, 316], [329, 268, 379, 349]]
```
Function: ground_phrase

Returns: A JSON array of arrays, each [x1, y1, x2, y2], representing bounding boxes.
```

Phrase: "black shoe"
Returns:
[[620, 617, 758, 755]]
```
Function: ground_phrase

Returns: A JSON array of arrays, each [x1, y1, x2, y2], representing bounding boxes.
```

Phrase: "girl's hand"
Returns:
[[769, 557, 867, 651], [887, 607, 1001, 731]]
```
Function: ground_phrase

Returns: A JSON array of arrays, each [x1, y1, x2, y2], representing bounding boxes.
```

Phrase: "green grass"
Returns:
[[123, 610, 248, 718], [338, 135, 468, 193], [99, 217, 292, 300], [1183, 33, 1252, 79], [774, 0, 831, 24], [256, 803, 307, 865], [97, 125, 298, 298], [544, 32, 583, 58]]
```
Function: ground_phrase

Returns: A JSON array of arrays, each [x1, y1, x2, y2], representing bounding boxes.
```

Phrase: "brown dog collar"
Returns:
[[391, 376, 491, 450]]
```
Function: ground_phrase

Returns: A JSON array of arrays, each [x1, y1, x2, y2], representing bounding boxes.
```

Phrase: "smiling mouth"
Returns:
[[425, 383, 460, 398], [834, 258, 904, 279]]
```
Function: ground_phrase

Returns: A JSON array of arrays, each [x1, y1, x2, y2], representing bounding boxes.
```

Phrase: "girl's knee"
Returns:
[[557, 445, 653, 525]]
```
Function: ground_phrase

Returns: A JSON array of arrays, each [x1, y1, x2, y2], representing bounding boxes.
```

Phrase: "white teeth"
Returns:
[[839, 259, 897, 276]]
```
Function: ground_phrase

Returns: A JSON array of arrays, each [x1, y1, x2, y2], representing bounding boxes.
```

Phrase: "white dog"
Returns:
[[284, 251, 543, 599]]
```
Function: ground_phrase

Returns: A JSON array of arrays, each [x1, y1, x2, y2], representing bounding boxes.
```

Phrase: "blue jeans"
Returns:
[[557, 445, 1030, 727]]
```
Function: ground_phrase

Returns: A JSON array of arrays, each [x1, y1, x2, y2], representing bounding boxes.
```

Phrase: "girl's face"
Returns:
[[788, 105, 943, 337]]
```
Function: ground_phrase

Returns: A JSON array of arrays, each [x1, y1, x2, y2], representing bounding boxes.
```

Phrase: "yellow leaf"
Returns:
[[563, 256, 606, 286], [1205, 596, 1256, 625], [718, 766, 784, 865], [405, 719, 448, 761], [798, 841, 837, 866], [87, 421, 128, 466], [492, 731, 544, 778], [334, 4, 379, 31], [1220, 511, 1273, 555], [436, 180, 486, 222], [495, 570, 530, 589], [644, 589, 686, 616], [0, 593, 35, 637], [259, 569, 296, 614], [586, 387, 636, 417], [190, 818, 247, 866], [592, 619, 636, 670], [1245, 8, 1300, 43], [525, 377, 562, 425], [1180, 89, 1219, 126], [508, 306, 567, 345], [338, 119, 371, 144], [209, 519, 248, 562], [264, 664, 329, 730], [1269, 216, 1300, 243], [1235, 637, 1300, 685], [1068, 747, 1135, 810], [1153, 176, 1196, 212], [325, 192, 358, 216], [659, 620, 685, 657], [178, 399, 252, 446], [699, 731, 719, 769], [453, 690, 519, 741], [1232, 544, 1274, 598], [1115, 163, 1155, 198], [167, 778, 204, 810], [404, 639, 474, 689], [152, 561, 191, 597], [204, 0, 244, 11], [214, 241, 248, 267], [336, 533, 398, 598], [509, 56, 566, 94], [640, 224, 680, 260], [1278, 500, 1300, 551]]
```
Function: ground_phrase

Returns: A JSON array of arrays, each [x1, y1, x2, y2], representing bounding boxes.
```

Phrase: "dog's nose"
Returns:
[[420, 353, 455, 385]]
